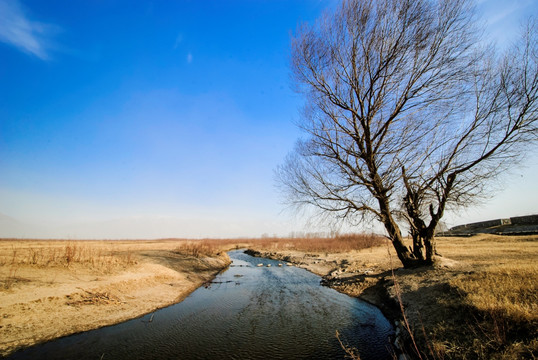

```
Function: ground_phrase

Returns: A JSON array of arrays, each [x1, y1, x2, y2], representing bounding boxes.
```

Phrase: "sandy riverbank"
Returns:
[[0, 240, 231, 357], [248, 234, 538, 359], [2, 235, 536, 359]]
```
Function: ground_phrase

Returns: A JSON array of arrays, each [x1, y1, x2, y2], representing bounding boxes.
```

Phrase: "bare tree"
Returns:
[[278, 0, 538, 267]]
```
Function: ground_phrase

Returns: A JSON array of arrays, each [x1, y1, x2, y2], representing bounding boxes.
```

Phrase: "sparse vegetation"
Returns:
[[174, 239, 247, 258], [171, 233, 386, 258], [1, 234, 536, 359], [0, 241, 136, 271], [253, 233, 386, 253], [326, 234, 538, 360]]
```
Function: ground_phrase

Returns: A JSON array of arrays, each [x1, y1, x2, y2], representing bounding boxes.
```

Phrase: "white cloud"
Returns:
[[0, 0, 55, 59], [187, 52, 193, 63]]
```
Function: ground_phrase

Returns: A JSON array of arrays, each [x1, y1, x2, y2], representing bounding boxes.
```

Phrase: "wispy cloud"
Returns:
[[481, 0, 534, 26], [0, 0, 56, 60], [187, 52, 193, 63], [173, 33, 183, 49], [487, 5, 519, 26]]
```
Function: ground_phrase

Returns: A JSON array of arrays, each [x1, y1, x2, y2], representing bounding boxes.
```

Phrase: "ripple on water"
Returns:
[[8, 250, 394, 360]]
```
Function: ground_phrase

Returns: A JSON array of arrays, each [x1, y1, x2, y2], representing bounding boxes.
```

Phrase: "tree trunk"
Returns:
[[423, 236, 436, 265], [380, 211, 422, 268], [411, 229, 425, 261], [377, 192, 424, 268]]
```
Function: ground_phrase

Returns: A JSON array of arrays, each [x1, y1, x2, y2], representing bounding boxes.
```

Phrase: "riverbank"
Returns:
[[248, 234, 538, 359], [2, 235, 536, 359], [0, 240, 232, 357]]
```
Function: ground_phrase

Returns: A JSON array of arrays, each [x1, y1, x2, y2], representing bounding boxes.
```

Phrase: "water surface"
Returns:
[[8, 250, 393, 360]]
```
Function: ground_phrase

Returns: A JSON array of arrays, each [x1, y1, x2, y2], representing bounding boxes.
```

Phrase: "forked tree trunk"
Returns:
[[391, 234, 436, 268], [379, 207, 423, 268], [391, 234, 418, 267], [384, 216, 437, 268]]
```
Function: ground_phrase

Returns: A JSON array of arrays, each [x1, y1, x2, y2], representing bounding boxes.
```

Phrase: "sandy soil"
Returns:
[[0, 240, 231, 357]]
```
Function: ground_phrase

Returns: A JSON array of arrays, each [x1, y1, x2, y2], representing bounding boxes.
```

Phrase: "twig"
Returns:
[[336, 330, 361, 359], [387, 245, 423, 360]]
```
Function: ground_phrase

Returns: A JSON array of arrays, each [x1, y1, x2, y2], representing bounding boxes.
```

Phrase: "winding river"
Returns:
[[8, 250, 394, 359]]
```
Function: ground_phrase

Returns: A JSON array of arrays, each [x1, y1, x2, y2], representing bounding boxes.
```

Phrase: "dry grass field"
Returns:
[[434, 235, 538, 359], [0, 238, 236, 356], [250, 234, 538, 359], [1, 234, 536, 359]]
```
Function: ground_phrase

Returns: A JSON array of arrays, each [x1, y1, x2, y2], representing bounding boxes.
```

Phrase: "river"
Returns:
[[8, 250, 394, 359]]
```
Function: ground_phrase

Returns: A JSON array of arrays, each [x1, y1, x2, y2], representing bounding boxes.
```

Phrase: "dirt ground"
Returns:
[[0, 240, 231, 357]]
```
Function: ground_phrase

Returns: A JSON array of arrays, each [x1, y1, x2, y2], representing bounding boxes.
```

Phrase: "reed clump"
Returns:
[[253, 233, 386, 253], [174, 239, 248, 258], [172, 233, 385, 258]]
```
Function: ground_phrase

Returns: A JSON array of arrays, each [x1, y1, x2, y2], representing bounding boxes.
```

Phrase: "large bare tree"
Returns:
[[278, 0, 538, 267]]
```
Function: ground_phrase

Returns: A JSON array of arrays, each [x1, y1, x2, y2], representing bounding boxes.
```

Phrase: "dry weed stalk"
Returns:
[[2, 248, 20, 289], [336, 330, 362, 359], [0, 241, 137, 273], [387, 245, 426, 360]]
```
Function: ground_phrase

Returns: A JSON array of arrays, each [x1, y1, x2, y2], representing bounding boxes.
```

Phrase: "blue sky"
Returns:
[[1, 0, 537, 238]]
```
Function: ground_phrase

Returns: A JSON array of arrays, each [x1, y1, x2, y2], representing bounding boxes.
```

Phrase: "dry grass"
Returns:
[[0, 239, 182, 289], [0, 240, 136, 269], [172, 233, 385, 258], [173, 239, 249, 258], [0, 241, 132, 290], [435, 236, 538, 359], [437, 235, 538, 334], [451, 263, 538, 322], [251, 233, 386, 253], [389, 235, 538, 359]]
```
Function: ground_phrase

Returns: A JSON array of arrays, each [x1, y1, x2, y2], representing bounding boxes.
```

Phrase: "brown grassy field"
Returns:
[[0, 238, 236, 356], [250, 234, 538, 359], [1, 234, 536, 359], [0, 234, 378, 356], [433, 235, 538, 359]]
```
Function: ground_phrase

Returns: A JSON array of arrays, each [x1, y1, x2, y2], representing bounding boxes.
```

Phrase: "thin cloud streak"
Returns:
[[486, 4, 519, 26], [0, 0, 54, 59], [173, 33, 183, 49]]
